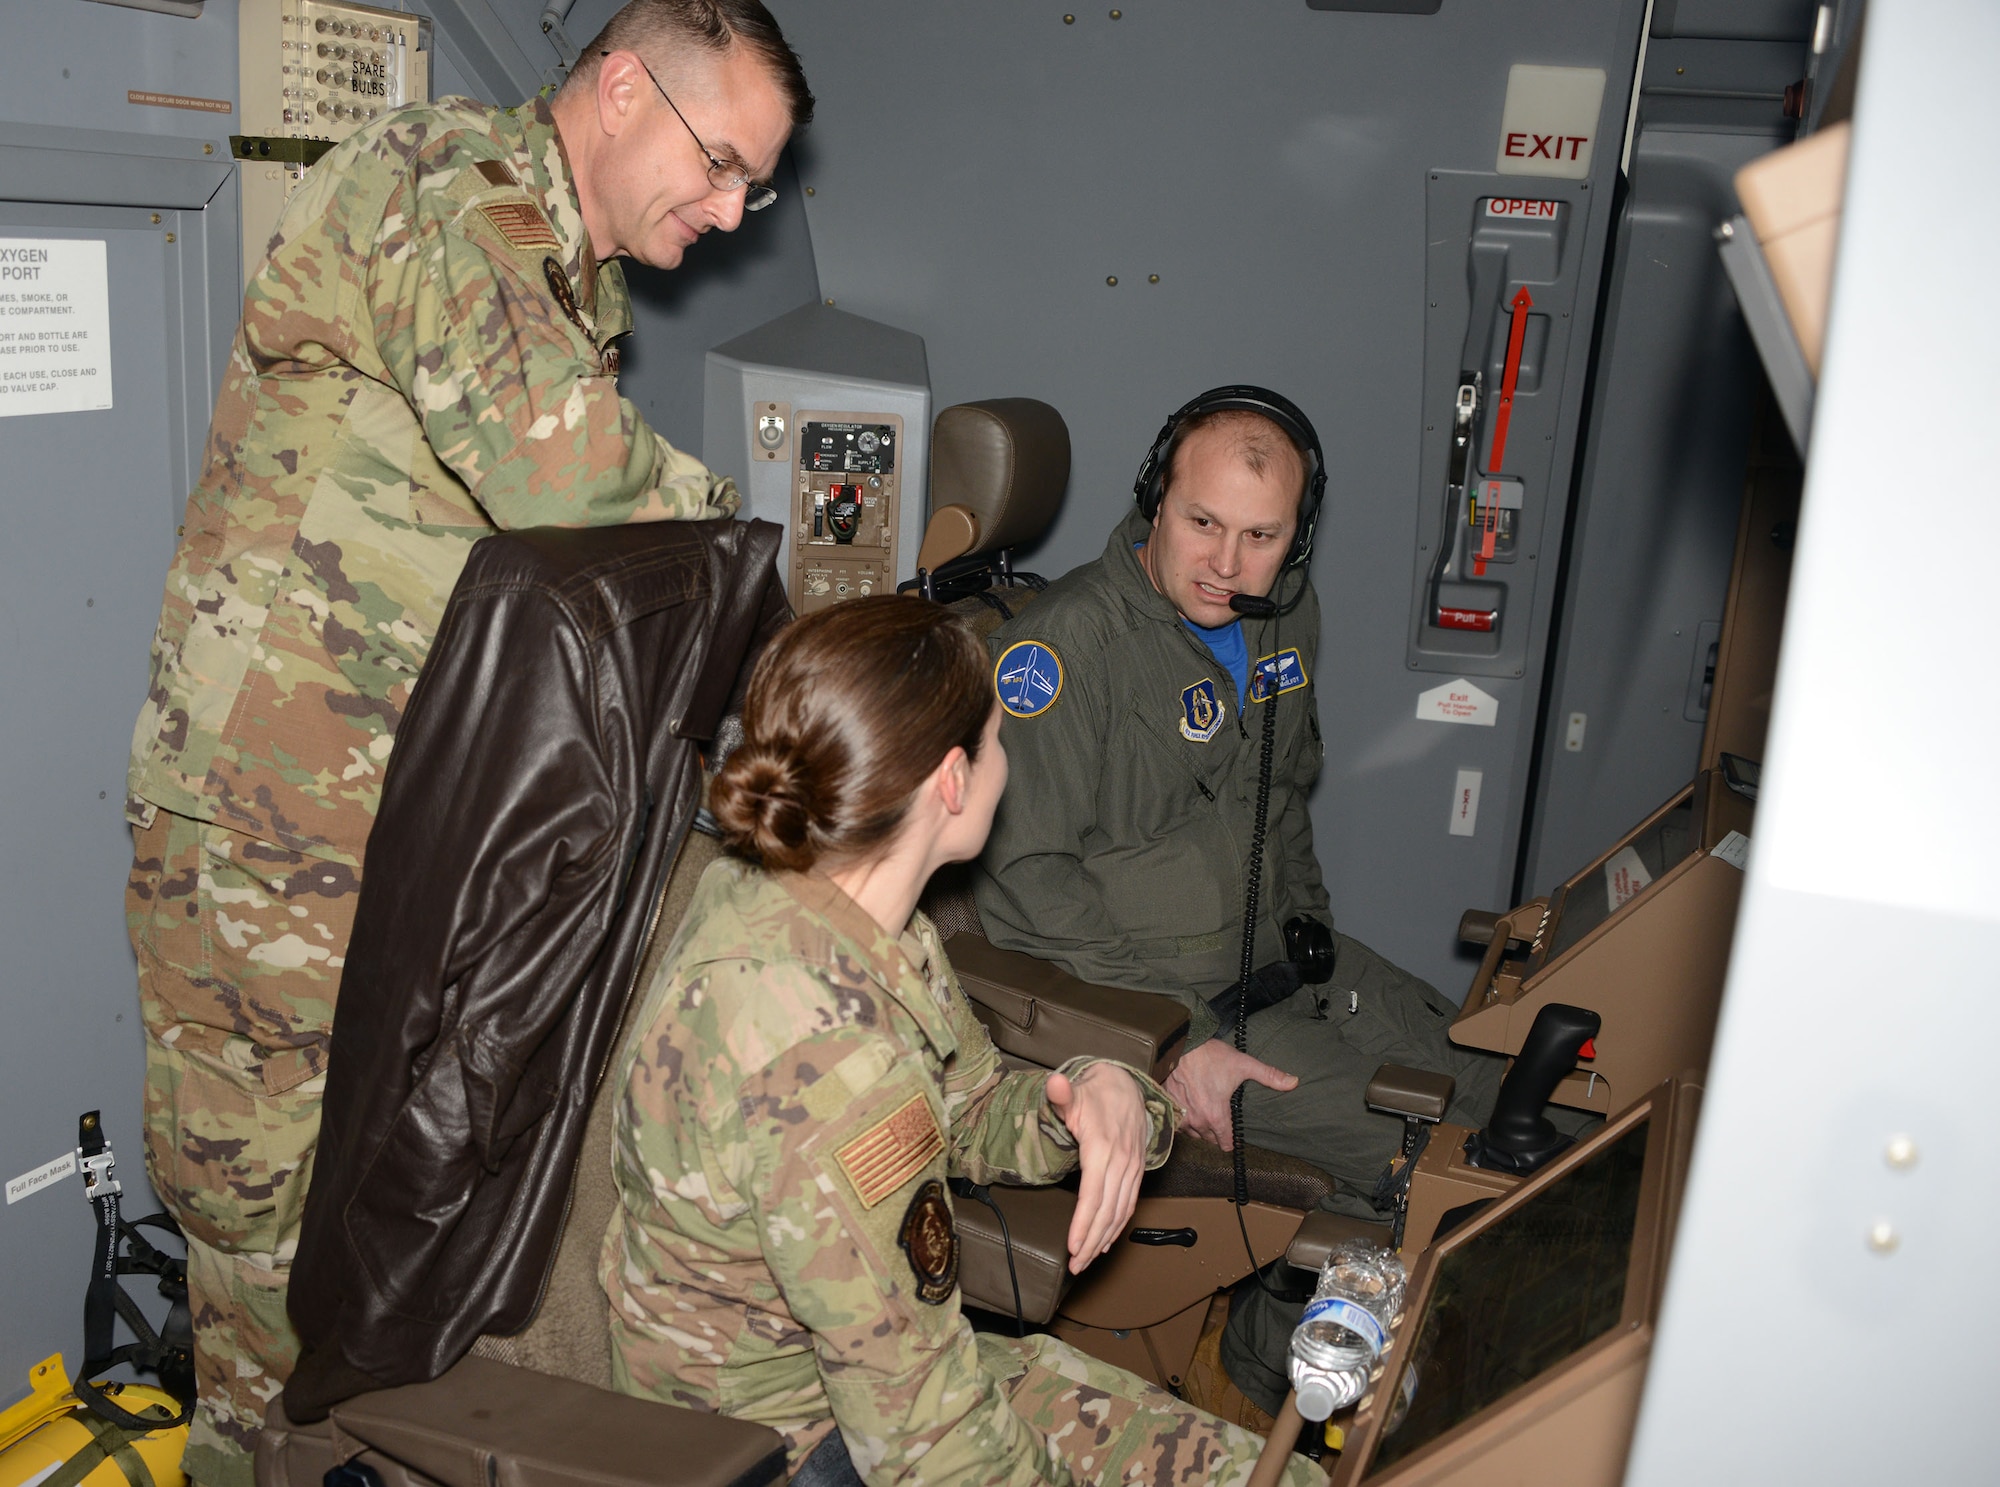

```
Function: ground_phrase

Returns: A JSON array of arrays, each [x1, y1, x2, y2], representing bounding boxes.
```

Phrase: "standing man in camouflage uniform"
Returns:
[[606, 599, 1320, 1486], [122, 6, 811, 1482]]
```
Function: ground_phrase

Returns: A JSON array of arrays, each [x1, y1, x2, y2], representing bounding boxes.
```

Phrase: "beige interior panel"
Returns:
[[237, 0, 432, 282]]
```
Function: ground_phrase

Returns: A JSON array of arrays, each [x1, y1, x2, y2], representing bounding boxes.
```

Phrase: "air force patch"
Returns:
[[1248, 647, 1309, 704], [995, 640, 1064, 718], [1180, 678, 1225, 742]]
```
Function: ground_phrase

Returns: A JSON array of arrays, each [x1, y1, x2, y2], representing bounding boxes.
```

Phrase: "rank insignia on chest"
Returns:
[[836, 1093, 944, 1209], [1248, 647, 1309, 704], [1180, 677, 1225, 743], [995, 640, 1064, 718], [898, 1179, 959, 1306]]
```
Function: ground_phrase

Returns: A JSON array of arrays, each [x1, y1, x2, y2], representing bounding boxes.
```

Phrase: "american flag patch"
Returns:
[[479, 199, 560, 250], [836, 1094, 943, 1209]]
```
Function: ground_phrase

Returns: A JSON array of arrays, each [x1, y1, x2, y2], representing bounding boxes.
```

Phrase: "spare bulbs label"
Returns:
[[0, 238, 115, 419]]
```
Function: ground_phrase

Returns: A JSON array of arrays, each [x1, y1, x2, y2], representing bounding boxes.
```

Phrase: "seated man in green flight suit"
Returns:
[[972, 386, 1508, 1412]]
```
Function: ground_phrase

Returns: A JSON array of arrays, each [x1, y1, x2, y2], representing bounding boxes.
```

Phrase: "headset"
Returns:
[[1131, 384, 1328, 576]]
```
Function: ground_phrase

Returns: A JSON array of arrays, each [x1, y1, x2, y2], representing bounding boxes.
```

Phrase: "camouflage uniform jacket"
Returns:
[[602, 858, 1178, 1483], [974, 508, 1330, 1049], [127, 96, 737, 863]]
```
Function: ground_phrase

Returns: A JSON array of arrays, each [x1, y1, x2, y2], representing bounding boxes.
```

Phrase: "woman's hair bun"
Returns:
[[712, 743, 816, 871]]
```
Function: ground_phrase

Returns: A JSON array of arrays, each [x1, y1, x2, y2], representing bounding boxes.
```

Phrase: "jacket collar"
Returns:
[[774, 870, 959, 1060], [505, 97, 632, 341]]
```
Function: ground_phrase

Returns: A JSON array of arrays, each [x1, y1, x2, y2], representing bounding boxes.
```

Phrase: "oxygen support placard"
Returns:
[[0, 239, 114, 418]]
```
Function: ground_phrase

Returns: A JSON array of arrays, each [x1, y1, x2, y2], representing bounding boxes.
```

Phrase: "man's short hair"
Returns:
[[1165, 407, 1308, 493], [566, 0, 814, 131]]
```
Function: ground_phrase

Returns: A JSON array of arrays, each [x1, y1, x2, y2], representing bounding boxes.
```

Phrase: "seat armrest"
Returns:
[[328, 1356, 786, 1487], [1284, 1211, 1395, 1274], [946, 934, 1189, 1081], [1365, 1064, 1455, 1123], [955, 1183, 1077, 1325], [1456, 909, 1501, 946]]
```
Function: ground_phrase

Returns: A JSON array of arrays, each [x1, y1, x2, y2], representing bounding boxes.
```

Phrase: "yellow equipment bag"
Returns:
[[0, 1356, 187, 1487]]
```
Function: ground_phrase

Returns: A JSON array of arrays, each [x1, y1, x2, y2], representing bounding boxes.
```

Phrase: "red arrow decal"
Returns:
[[1487, 286, 1534, 472]]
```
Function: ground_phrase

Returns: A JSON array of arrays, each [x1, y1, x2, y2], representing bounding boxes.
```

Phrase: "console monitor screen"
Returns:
[[1364, 1116, 1651, 1476], [1545, 796, 1696, 961]]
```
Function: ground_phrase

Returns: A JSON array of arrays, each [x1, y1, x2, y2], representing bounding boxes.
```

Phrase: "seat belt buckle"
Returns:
[[78, 1149, 121, 1201]]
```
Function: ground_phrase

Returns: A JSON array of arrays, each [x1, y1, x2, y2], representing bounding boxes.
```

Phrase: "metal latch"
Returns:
[[230, 135, 338, 168]]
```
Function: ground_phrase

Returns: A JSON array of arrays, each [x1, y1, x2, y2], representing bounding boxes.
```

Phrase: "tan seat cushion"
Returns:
[[471, 830, 725, 1390]]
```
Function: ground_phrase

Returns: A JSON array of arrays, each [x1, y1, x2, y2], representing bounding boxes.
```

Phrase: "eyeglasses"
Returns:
[[614, 53, 778, 212]]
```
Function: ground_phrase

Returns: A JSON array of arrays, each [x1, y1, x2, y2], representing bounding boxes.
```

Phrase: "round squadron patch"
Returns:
[[994, 640, 1064, 718], [898, 1179, 959, 1305]]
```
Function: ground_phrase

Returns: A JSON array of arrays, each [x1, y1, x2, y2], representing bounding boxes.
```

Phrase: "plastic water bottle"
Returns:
[[1288, 1241, 1408, 1421]]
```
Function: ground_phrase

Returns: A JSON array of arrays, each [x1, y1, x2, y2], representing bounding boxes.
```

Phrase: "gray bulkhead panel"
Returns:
[[0, 0, 242, 1394], [1522, 1, 1813, 900], [781, 0, 1647, 994]]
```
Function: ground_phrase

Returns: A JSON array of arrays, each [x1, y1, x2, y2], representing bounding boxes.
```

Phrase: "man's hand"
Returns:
[[1046, 1064, 1150, 1274], [1162, 1038, 1298, 1150]]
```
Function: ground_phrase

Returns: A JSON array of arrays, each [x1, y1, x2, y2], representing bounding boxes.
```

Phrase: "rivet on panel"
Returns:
[[824, 298, 835, 306], [1866, 1220, 1898, 1254], [1106, 276, 1117, 286], [204, 142, 215, 154], [1148, 274, 1159, 283], [1110, 8, 1121, 16], [165, 232, 177, 243], [804, 186, 815, 196], [150, 214, 162, 225], [1886, 1135, 1918, 1171], [1064, 12, 1075, 21]]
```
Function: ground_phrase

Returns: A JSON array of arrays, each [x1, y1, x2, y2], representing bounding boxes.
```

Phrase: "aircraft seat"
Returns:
[[907, 397, 1069, 623]]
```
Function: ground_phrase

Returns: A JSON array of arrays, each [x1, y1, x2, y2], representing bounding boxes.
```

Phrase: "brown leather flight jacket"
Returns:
[[284, 519, 786, 1421]]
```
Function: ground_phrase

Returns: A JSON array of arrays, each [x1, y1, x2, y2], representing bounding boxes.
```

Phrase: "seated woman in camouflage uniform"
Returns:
[[600, 597, 1320, 1486]]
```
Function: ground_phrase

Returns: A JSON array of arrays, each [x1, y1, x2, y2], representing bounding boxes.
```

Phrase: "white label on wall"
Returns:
[[1711, 830, 1752, 870], [1416, 678, 1498, 727], [6, 1150, 76, 1206], [1449, 768, 1483, 837], [1564, 711, 1587, 752], [0, 239, 114, 419], [1495, 64, 1607, 180], [1604, 845, 1652, 909]]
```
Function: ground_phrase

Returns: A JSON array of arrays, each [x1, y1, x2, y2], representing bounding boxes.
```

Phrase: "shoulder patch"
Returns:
[[898, 1180, 959, 1305], [1180, 677, 1225, 742], [836, 1093, 943, 1209], [1248, 647, 1309, 704], [479, 197, 561, 250], [474, 159, 519, 188], [994, 640, 1063, 718]]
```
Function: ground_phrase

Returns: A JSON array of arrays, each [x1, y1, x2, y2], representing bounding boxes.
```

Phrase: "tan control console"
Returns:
[[789, 412, 904, 613], [1450, 767, 1753, 1116]]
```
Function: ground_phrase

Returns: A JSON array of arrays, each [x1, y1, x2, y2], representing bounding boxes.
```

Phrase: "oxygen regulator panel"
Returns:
[[236, 0, 432, 285], [790, 414, 905, 613], [703, 303, 933, 615], [1407, 177, 1593, 677]]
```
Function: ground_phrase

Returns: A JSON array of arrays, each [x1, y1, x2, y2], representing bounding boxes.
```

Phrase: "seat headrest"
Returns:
[[928, 399, 1070, 556]]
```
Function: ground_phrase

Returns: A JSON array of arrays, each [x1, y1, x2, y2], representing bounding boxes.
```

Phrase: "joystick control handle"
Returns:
[[1465, 1001, 1599, 1176]]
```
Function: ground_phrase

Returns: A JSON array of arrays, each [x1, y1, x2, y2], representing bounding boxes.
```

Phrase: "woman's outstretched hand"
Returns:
[[1046, 1064, 1151, 1274]]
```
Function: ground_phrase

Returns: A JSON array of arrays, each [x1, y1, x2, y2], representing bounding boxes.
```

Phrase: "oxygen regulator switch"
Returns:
[[826, 485, 862, 543]]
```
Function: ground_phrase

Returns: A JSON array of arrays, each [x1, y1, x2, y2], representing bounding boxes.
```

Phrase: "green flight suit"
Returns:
[[972, 509, 1508, 1411]]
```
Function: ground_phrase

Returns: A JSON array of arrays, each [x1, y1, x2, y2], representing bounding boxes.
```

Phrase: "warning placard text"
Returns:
[[0, 239, 115, 419]]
